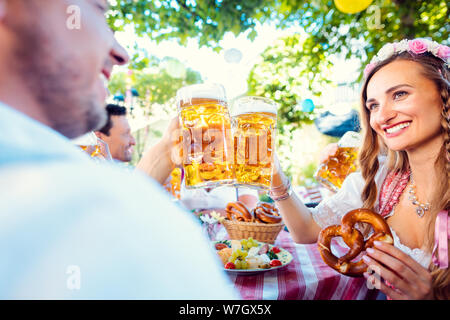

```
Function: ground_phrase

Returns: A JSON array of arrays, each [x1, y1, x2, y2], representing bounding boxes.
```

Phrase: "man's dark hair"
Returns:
[[97, 104, 127, 136]]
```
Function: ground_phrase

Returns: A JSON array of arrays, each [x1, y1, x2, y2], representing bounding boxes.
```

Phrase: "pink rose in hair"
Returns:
[[408, 39, 428, 55], [437, 45, 450, 60], [364, 62, 377, 78]]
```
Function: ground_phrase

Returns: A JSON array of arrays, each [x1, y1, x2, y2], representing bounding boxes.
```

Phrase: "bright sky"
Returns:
[[114, 23, 296, 99]]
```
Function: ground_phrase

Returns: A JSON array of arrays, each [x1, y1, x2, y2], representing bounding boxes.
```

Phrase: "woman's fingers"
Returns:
[[319, 143, 338, 164], [362, 253, 414, 295], [363, 242, 434, 299], [363, 271, 405, 300], [371, 241, 432, 284]]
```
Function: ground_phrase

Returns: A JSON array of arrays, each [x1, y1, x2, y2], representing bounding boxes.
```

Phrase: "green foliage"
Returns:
[[107, 0, 276, 48], [108, 0, 449, 128], [108, 0, 449, 66], [108, 57, 202, 111], [247, 33, 328, 133], [298, 162, 319, 186]]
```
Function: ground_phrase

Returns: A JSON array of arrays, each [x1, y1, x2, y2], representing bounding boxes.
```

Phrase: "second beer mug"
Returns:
[[315, 131, 361, 192], [177, 83, 234, 189], [232, 96, 278, 190]]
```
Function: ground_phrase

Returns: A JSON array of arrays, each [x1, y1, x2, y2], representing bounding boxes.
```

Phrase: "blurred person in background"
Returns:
[[0, 0, 236, 299], [95, 104, 136, 163]]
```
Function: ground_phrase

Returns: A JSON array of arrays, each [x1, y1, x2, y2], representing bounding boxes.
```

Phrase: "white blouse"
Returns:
[[310, 160, 431, 268]]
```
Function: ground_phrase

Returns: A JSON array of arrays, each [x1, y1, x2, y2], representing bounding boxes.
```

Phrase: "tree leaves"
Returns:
[[108, 57, 202, 113], [107, 0, 449, 127]]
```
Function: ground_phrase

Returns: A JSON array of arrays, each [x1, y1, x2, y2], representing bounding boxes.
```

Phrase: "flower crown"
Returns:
[[364, 38, 450, 79]]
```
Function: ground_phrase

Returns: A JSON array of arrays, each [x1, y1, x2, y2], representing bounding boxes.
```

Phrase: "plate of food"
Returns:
[[214, 237, 293, 275]]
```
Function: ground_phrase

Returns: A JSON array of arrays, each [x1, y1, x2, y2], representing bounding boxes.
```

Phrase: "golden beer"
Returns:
[[177, 84, 234, 188], [232, 97, 278, 189], [315, 131, 361, 192], [315, 147, 359, 191], [79, 145, 103, 158], [164, 167, 182, 199]]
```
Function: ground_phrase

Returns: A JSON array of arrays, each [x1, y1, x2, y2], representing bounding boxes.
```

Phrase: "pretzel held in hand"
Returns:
[[226, 202, 254, 222], [253, 202, 282, 224], [317, 208, 393, 277]]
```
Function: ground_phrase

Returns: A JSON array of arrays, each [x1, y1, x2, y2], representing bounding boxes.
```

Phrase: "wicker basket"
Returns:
[[222, 219, 284, 244]]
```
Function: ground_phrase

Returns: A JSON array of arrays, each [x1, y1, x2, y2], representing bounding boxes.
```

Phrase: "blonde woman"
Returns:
[[271, 38, 449, 299]]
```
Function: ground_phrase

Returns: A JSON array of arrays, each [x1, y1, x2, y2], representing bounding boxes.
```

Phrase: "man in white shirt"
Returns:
[[0, 0, 236, 299]]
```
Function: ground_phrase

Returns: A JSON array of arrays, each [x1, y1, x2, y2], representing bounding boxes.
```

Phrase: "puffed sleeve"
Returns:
[[310, 156, 389, 229]]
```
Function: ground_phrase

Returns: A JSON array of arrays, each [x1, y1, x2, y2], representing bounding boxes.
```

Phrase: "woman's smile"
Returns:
[[382, 120, 412, 138]]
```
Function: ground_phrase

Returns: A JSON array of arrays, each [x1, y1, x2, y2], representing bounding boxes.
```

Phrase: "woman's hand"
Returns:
[[363, 241, 434, 300], [271, 152, 289, 189], [319, 143, 338, 164]]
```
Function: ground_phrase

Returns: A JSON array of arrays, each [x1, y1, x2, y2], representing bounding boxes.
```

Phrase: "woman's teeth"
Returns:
[[385, 122, 410, 134]]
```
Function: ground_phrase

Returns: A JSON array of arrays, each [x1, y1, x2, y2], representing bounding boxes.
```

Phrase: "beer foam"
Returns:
[[338, 131, 361, 148], [176, 83, 227, 105], [232, 106, 277, 117], [231, 97, 278, 116]]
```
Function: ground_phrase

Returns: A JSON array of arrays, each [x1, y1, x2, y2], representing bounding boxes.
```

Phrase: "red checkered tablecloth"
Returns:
[[226, 230, 384, 300]]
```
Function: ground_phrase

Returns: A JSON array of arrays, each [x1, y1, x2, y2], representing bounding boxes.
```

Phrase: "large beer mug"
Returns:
[[315, 131, 361, 192], [176, 83, 234, 189], [231, 96, 278, 190]]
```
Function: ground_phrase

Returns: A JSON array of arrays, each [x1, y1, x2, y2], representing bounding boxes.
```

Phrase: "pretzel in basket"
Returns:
[[317, 208, 393, 277], [253, 203, 282, 224], [226, 202, 254, 222]]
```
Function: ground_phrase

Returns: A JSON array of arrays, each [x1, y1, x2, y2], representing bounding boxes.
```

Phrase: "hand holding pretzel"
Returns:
[[317, 208, 393, 277]]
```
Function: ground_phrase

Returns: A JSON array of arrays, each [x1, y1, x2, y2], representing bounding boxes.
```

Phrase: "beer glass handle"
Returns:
[[97, 138, 112, 161]]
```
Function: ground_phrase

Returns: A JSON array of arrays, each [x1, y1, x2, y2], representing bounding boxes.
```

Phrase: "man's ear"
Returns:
[[94, 131, 105, 140]]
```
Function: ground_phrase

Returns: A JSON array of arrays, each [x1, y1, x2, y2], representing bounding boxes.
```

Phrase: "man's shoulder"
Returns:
[[0, 160, 238, 299], [1, 160, 174, 212]]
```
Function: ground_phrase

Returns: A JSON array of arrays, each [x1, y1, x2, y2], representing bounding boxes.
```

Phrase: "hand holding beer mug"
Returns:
[[232, 96, 278, 190], [177, 83, 234, 188], [315, 131, 360, 192]]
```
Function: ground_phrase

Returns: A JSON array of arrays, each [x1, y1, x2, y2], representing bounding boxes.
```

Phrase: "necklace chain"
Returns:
[[407, 175, 431, 218]]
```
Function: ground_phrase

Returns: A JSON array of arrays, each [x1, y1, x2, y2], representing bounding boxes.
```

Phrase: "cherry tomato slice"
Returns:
[[271, 246, 281, 253], [270, 259, 282, 267], [215, 243, 228, 250]]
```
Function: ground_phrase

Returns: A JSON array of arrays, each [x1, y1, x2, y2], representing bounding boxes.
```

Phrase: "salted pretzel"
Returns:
[[226, 201, 254, 222], [317, 208, 393, 277], [253, 202, 282, 224]]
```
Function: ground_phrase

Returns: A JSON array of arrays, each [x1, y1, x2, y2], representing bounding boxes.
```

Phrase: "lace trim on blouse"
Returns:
[[390, 227, 431, 268]]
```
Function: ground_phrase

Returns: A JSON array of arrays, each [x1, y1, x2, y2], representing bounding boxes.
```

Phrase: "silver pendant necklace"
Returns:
[[407, 175, 431, 218]]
